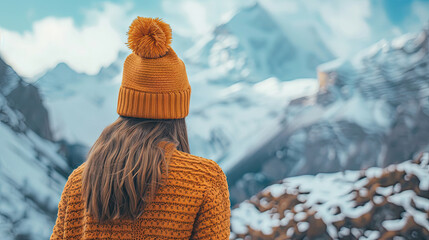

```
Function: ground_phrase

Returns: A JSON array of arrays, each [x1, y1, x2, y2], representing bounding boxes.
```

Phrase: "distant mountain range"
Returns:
[[34, 52, 125, 146]]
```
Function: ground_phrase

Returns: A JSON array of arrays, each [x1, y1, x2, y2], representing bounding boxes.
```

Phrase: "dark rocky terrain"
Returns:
[[230, 153, 429, 239]]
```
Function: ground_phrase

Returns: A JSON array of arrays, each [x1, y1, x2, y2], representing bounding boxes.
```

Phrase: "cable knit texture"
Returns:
[[50, 145, 230, 239]]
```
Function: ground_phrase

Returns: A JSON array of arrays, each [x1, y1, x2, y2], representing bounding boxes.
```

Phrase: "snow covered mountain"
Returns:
[[184, 2, 333, 84], [0, 57, 76, 239], [227, 25, 429, 204], [230, 153, 429, 239], [34, 52, 126, 146], [184, 3, 332, 167]]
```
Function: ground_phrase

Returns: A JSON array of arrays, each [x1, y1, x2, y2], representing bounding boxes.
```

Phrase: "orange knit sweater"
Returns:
[[50, 145, 231, 239]]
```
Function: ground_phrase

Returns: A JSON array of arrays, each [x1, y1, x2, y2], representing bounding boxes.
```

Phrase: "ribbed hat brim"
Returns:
[[117, 86, 191, 119]]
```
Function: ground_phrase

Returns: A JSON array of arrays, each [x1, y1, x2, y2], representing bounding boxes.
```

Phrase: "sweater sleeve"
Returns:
[[190, 168, 231, 240], [50, 172, 72, 239]]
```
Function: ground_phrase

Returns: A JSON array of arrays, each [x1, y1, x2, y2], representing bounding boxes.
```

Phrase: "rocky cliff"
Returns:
[[0, 58, 52, 140]]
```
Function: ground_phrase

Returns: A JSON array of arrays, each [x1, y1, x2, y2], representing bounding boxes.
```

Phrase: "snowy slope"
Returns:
[[227, 25, 429, 205], [231, 153, 429, 239], [187, 77, 318, 170], [0, 57, 71, 239]]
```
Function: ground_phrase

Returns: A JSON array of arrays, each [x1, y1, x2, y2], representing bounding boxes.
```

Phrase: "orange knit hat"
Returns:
[[117, 17, 191, 119]]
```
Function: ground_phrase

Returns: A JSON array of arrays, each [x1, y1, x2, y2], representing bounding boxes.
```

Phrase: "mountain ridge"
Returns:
[[227, 24, 429, 205]]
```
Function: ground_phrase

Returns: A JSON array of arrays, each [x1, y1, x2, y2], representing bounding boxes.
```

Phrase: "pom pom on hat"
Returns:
[[127, 17, 172, 58]]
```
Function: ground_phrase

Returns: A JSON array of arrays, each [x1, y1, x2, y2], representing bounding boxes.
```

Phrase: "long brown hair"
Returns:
[[81, 116, 190, 222]]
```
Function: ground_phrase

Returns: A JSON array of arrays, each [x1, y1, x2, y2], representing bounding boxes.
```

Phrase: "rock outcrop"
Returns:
[[0, 58, 53, 140], [231, 153, 429, 239]]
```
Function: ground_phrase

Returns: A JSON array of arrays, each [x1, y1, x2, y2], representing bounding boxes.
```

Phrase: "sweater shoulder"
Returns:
[[63, 162, 87, 195], [69, 162, 86, 181], [169, 150, 225, 185]]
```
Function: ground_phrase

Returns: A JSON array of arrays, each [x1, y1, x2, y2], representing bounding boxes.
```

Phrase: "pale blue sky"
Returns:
[[1, 0, 428, 32], [0, 0, 428, 78], [0, 0, 162, 31]]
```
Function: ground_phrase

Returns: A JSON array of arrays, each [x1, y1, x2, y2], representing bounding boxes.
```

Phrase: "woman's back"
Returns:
[[51, 16, 231, 239], [51, 143, 230, 239]]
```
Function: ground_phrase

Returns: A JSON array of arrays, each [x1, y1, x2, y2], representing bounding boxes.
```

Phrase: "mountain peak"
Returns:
[[51, 62, 76, 76], [218, 2, 276, 33], [0, 56, 21, 95]]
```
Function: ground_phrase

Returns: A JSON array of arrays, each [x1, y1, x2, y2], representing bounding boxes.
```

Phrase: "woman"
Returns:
[[51, 17, 230, 239]]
